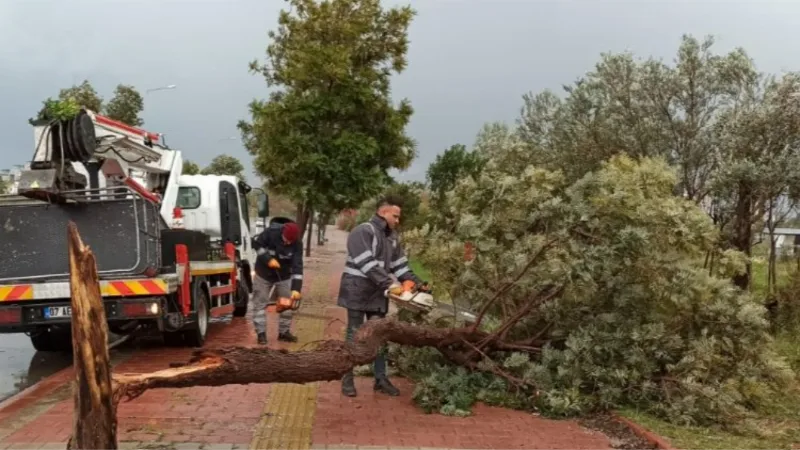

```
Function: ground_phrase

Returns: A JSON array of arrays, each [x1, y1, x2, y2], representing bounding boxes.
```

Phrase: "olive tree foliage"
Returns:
[[33, 80, 145, 127], [403, 124, 792, 425], [238, 0, 417, 232], [516, 34, 800, 291]]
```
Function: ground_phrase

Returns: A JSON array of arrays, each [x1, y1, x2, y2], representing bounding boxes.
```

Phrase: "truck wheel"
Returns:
[[29, 327, 72, 352], [233, 281, 249, 317], [183, 283, 210, 347]]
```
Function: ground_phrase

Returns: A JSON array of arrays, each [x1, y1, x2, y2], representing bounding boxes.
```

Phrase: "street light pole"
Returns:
[[146, 84, 177, 94]]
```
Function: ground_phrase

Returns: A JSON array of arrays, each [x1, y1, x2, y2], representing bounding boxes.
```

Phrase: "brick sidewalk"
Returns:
[[0, 226, 613, 450]]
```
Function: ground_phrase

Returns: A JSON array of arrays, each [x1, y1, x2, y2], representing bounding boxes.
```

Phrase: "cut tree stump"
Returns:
[[66, 222, 117, 450]]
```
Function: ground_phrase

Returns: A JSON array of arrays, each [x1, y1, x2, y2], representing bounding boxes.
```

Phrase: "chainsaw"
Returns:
[[386, 280, 477, 326]]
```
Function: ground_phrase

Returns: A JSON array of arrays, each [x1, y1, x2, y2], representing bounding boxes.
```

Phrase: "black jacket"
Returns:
[[252, 223, 304, 292], [337, 215, 419, 312]]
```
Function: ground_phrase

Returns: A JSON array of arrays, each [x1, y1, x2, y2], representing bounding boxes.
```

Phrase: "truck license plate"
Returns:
[[44, 306, 71, 319]]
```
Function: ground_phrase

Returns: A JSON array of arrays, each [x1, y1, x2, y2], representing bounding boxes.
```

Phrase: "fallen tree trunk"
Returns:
[[66, 222, 118, 450], [63, 222, 547, 448], [112, 319, 497, 403]]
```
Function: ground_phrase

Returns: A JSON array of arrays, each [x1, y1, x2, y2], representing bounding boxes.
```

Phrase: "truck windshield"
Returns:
[[177, 187, 201, 209]]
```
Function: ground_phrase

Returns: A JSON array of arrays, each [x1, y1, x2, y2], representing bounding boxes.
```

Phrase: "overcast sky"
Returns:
[[1, 0, 798, 186]]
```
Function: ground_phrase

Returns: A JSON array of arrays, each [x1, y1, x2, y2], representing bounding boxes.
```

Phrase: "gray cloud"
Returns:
[[1, 0, 798, 185]]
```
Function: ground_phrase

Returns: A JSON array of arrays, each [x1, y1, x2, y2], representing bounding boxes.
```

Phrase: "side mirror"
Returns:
[[256, 192, 269, 218]]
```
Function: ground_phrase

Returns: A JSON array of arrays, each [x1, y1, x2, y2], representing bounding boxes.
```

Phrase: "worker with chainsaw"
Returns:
[[251, 220, 303, 345], [338, 195, 429, 397]]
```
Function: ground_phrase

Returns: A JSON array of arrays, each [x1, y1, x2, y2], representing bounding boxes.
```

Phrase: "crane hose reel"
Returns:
[[51, 109, 97, 164]]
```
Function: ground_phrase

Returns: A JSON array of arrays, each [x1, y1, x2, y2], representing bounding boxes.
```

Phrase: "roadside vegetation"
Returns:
[[338, 33, 800, 449]]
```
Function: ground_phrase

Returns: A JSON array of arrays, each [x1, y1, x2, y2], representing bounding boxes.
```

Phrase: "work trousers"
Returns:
[[345, 309, 387, 379], [251, 275, 292, 335]]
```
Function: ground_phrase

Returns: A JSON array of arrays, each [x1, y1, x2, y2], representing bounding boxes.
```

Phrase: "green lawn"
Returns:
[[750, 256, 795, 298]]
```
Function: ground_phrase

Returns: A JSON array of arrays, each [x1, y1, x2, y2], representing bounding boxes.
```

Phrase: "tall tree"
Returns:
[[104, 84, 144, 126], [238, 0, 417, 241], [182, 160, 201, 175], [514, 34, 800, 291], [0, 178, 7, 195], [201, 155, 245, 180]]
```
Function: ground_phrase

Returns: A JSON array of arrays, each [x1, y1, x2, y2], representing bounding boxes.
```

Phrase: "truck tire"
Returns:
[[29, 327, 72, 352], [233, 281, 249, 317], [183, 281, 210, 347]]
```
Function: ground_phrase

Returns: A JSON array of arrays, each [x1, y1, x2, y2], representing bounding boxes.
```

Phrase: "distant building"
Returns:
[[0, 164, 27, 194], [761, 227, 800, 256]]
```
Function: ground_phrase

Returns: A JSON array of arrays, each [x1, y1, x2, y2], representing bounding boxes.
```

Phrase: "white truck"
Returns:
[[0, 109, 269, 351]]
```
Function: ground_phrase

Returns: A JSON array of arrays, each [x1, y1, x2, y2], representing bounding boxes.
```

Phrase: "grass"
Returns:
[[750, 256, 795, 298], [619, 401, 800, 450]]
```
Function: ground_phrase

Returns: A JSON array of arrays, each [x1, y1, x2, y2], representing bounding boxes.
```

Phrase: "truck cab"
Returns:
[[176, 175, 257, 292]]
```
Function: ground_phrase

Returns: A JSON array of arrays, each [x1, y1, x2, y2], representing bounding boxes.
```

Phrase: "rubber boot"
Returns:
[[257, 332, 267, 345], [374, 376, 400, 396], [341, 372, 357, 397]]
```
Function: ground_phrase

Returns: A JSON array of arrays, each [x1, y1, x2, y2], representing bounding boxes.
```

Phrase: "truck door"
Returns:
[[219, 181, 242, 245]]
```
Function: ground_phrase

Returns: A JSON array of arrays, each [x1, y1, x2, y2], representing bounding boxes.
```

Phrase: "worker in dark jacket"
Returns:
[[337, 196, 426, 397], [251, 220, 303, 345]]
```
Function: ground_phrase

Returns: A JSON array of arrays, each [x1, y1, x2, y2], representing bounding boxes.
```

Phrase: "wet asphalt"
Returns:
[[0, 333, 73, 403], [0, 331, 133, 403]]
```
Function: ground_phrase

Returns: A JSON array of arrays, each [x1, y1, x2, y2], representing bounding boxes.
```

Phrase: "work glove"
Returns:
[[290, 290, 302, 301], [267, 258, 281, 270], [387, 282, 404, 296]]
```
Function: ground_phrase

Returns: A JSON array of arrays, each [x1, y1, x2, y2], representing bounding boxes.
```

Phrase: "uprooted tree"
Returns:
[[399, 125, 793, 427]]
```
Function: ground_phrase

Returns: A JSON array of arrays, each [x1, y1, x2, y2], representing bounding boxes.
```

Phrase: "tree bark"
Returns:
[[731, 182, 754, 290], [66, 222, 118, 450], [305, 206, 314, 257], [109, 318, 523, 407]]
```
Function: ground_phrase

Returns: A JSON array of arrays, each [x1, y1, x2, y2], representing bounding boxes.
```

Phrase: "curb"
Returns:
[[612, 412, 675, 449], [0, 366, 73, 414]]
